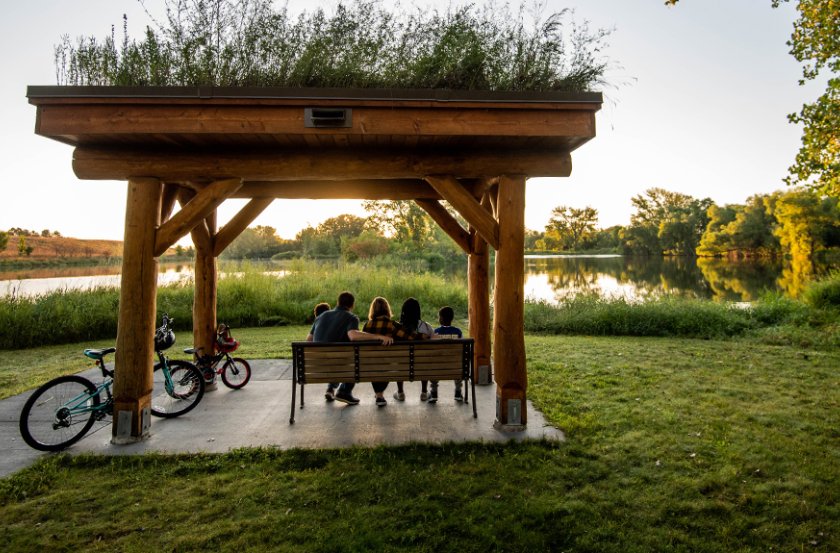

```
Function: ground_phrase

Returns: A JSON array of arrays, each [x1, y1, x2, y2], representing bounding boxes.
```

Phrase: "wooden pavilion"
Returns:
[[27, 86, 601, 441]]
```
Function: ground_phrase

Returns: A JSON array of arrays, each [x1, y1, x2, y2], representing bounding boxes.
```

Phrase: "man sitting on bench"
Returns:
[[306, 291, 393, 405]]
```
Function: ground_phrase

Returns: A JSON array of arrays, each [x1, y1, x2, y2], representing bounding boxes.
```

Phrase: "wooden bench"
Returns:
[[290, 339, 476, 423]]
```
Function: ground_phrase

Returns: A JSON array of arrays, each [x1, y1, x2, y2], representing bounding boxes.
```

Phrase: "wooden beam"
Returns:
[[40, 104, 597, 138], [72, 147, 573, 181], [238, 179, 439, 200], [160, 182, 179, 223], [425, 175, 499, 250], [155, 178, 242, 256], [176, 188, 213, 253], [468, 226, 492, 385], [113, 177, 161, 443], [415, 199, 471, 254], [214, 198, 274, 256], [492, 174, 528, 428]]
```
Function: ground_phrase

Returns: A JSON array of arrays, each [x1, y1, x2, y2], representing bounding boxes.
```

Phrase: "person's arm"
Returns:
[[348, 329, 393, 345], [306, 333, 314, 342]]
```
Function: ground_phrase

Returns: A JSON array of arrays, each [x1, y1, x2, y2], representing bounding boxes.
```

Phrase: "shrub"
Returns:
[[802, 271, 840, 309]]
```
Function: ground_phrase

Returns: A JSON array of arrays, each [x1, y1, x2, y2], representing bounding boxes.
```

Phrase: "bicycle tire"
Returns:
[[221, 357, 251, 389], [19, 375, 101, 452], [151, 360, 205, 418]]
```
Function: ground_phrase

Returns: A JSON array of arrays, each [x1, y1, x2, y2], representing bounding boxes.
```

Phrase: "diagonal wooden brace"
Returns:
[[415, 199, 472, 254], [214, 198, 275, 256], [154, 178, 242, 257], [425, 175, 499, 250]]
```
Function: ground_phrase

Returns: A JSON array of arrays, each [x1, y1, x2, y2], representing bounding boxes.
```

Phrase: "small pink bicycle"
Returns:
[[184, 324, 252, 389]]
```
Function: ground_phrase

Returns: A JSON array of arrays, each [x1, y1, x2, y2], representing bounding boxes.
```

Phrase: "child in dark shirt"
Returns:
[[430, 306, 464, 403]]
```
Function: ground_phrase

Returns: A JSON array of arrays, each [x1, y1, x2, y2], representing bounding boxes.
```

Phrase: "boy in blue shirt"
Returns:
[[429, 306, 464, 403]]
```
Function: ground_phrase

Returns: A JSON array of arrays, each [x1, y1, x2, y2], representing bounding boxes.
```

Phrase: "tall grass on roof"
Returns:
[[54, 0, 611, 92]]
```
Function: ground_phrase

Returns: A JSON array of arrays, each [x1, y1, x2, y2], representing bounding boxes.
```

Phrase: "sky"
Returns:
[[0, 0, 824, 241]]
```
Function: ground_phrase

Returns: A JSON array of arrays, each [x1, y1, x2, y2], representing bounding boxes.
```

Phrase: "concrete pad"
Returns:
[[0, 359, 563, 477]]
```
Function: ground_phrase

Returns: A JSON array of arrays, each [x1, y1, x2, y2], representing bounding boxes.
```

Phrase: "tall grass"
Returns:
[[2, 261, 837, 350], [0, 261, 467, 350], [54, 0, 610, 92]]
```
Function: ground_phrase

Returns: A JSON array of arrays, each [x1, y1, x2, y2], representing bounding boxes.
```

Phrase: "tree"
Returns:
[[315, 214, 367, 252], [545, 205, 599, 251], [667, 0, 839, 197], [624, 188, 711, 255], [17, 236, 27, 255], [0, 231, 7, 251], [363, 200, 434, 245]]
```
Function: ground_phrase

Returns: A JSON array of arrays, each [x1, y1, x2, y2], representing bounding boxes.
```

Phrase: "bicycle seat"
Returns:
[[84, 347, 116, 360]]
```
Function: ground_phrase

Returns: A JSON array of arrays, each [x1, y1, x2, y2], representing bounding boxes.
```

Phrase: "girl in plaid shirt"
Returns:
[[362, 297, 427, 406]]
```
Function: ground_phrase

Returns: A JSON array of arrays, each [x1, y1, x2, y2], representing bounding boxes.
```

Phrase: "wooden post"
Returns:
[[113, 178, 162, 443], [468, 226, 492, 385], [193, 211, 218, 387], [492, 174, 527, 429]]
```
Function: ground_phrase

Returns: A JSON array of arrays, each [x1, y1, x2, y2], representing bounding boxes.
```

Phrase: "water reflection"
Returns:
[[523, 255, 815, 303], [0, 262, 193, 297]]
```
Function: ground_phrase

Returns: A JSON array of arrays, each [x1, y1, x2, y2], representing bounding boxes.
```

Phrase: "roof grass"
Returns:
[[54, 0, 611, 92]]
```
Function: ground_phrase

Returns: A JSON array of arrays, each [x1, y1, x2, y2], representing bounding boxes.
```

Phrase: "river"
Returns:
[[0, 256, 832, 302]]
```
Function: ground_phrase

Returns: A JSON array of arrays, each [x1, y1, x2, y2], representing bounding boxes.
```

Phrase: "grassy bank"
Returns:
[[2, 333, 838, 551]]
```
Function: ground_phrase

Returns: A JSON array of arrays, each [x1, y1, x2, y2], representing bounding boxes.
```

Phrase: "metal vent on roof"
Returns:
[[304, 107, 352, 128]]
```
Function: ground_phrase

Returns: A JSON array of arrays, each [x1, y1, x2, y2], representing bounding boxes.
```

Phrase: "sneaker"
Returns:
[[375, 396, 387, 407], [325, 387, 336, 402], [393, 391, 405, 401], [420, 391, 429, 402], [454, 389, 464, 402], [427, 389, 438, 404], [334, 391, 360, 405]]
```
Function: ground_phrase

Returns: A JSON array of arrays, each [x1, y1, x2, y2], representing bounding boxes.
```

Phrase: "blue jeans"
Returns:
[[328, 382, 356, 393]]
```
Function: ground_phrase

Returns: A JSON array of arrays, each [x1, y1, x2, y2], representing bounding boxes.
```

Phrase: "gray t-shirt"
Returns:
[[310, 307, 360, 342]]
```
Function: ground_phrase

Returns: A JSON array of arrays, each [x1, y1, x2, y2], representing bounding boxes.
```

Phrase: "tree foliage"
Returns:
[[55, 0, 611, 92], [544, 205, 599, 251]]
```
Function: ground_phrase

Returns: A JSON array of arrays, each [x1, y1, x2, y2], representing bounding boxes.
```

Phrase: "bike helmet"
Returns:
[[154, 326, 176, 351]]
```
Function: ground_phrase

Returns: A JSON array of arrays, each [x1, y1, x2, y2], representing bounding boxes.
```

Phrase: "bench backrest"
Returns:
[[291, 339, 474, 384]]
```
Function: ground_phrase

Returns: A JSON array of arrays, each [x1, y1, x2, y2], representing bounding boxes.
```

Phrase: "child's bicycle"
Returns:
[[184, 323, 251, 389], [18, 314, 205, 451]]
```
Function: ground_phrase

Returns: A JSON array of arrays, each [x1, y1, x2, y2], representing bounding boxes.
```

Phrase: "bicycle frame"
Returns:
[[55, 378, 113, 427]]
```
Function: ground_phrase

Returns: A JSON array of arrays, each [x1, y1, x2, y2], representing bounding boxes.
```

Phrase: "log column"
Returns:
[[193, 211, 217, 388], [468, 226, 492, 385], [113, 178, 162, 443], [492, 174, 527, 429]]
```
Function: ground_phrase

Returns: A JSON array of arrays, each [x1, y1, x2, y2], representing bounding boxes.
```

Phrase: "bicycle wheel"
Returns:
[[221, 357, 251, 389], [19, 375, 100, 451], [151, 360, 205, 418]]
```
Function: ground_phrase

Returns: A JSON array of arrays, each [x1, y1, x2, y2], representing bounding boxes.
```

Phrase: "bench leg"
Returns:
[[290, 381, 297, 424], [471, 376, 477, 418], [301, 384, 305, 408]]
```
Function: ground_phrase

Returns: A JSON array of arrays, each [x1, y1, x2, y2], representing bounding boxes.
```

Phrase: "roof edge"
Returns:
[[26, 85, 602, 104]]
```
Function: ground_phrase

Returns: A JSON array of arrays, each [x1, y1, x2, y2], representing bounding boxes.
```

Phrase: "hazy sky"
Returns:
[[0, 0, 822, 241]]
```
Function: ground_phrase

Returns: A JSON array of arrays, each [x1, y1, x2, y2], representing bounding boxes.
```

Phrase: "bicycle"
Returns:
[[151, 314, 206, 417], [18, 314, 205, 451], [184, 323, 252, 389]]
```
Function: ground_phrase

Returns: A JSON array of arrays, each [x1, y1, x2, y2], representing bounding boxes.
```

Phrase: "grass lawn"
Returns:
[[1, 330, 838, 552]]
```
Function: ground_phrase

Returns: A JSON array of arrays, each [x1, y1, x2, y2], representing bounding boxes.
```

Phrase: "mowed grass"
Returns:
[[2, 332, 838, 552]]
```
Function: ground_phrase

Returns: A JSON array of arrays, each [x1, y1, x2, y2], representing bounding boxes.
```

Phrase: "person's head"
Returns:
[[337, 291, 355, 310], [314, 302, 330, 318], [399, 297, 421, 332], [368, 296, 392, 320], [438, 306, 455, 326]]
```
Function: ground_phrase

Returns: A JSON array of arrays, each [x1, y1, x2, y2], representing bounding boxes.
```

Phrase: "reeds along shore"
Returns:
[[0, 263, 837, 350]]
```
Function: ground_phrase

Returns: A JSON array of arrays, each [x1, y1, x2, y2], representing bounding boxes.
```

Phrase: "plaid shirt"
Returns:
[[363, 316, 424, 341]]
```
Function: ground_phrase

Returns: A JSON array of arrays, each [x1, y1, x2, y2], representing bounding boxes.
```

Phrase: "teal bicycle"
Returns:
[[19, 315, 205, 451]]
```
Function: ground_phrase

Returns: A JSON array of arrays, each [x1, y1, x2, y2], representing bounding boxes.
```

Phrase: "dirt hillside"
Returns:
[[0, 235, 123, 259]]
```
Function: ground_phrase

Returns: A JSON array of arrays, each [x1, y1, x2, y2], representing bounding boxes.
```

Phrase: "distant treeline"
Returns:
[[529, 187, 840, 260]]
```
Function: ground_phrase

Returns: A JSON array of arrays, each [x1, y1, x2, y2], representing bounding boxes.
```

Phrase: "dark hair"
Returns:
[[438, 306, 454, 326], [314, 302, 330, 317], [399, 297, 421, 333], [337, 291, 355, 309]]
